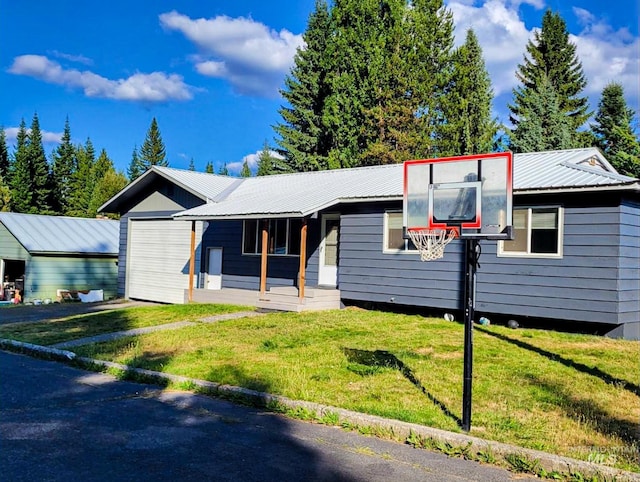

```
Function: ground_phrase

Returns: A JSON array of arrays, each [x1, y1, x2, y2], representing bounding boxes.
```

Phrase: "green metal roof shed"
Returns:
[[0, 213, 119, 303]]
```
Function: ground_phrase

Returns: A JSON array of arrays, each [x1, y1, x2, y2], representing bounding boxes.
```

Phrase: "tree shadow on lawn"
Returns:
[[524, 374, 639, 462], [342, 347, 462, 427], [476, 327, 640, 399]]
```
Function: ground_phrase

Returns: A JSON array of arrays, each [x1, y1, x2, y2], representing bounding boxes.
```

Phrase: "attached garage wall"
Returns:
[[127, 219, 202, 304]]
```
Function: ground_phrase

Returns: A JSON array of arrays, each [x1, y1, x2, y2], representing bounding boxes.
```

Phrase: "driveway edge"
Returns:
[[1, 338, 638, 482]]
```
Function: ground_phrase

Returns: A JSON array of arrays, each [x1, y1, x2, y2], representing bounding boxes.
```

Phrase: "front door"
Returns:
[[207, 247, 222, 290], [318, 214, 339, 287]]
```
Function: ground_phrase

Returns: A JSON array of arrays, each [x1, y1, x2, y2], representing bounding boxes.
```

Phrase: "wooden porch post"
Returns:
[[298, 218, 307, 302], [188, 220, 196, 302], [260, 219, 268, 297]]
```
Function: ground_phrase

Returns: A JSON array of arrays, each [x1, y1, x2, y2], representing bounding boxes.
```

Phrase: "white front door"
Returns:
[[318, 214, 339, 287], [207, 247, 222, 290]]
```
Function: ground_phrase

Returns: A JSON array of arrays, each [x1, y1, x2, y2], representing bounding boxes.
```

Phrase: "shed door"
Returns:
[[127, 219, 195, 304]]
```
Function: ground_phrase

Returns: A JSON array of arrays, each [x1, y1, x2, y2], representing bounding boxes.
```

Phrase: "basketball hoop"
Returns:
[[407, 228, 458, 261]]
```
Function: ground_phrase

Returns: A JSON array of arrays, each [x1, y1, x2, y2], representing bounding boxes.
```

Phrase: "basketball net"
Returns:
[[407, 228, 458, 261]]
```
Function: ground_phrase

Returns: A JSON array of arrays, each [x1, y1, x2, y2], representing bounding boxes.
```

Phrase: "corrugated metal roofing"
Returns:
[[0, 213, 119, 254], [152, 167, 241, 201], [169, 148, 637, 220]]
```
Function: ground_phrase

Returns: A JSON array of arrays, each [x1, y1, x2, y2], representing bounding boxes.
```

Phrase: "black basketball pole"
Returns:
[[462, 238, 479, 432]]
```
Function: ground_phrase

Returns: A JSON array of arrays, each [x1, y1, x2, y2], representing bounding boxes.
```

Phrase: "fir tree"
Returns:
[[127, 146, 143, 181], [9, 119, 32, 213], [67, 138, 96, 216], [439, 29, 497, 156], [275, 0, 331, 172], [591, 83, 640, 176], [216, 163, 227, 175], [140, 117, 168, 171], [27, 113, 51, 214], [188, 158, 195, 171], [509, 75, 573, 153], [0, 174, 11, 211], [509, 10, 590, 144], [50, 117, 76, 213], [0, 128, 9, 179], [240, 160, 252, 177]]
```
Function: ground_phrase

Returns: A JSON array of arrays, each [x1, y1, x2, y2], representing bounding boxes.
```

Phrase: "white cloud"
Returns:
[[8, 55, 194, 102], [4, 126, 62, 145], [48, 50, 94, 66], [227, 149, 284, 174], [446, 0, 639, 118], [159, 10, 304, 97]]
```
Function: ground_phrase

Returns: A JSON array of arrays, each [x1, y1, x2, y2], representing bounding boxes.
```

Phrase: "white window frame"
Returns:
[[498, 206, 564, 259], [242, 219, 301, 257], [383, 211, 417, 254]]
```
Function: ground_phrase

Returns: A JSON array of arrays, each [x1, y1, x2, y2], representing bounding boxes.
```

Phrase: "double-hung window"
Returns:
[[383, 211, 416, 253], [242, 219, 302, 256], [499, 207, 563, 258]]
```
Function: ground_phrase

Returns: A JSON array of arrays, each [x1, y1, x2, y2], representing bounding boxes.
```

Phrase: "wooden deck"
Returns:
[[186, 286, 342, 312]]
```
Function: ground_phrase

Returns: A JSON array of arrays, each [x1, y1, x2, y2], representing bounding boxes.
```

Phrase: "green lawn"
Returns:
[[1, 305, 638, 472]]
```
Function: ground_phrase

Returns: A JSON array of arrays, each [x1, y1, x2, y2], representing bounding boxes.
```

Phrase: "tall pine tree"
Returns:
[[51, 117, 76, 213], [275, 0, 330, 172], [9, 119, 31, 213], [591, 83, 640, 177], [67, 138, 96, 217], [439, 29, 497, 156], [27, 113, 51, 214], [240, 160, 252, 177], [216, 163, 227, 175], [509, 10, 590, 148], [509, 75, 573, 153], [127, 146, 143, 181], [140, 117, 168, 171]]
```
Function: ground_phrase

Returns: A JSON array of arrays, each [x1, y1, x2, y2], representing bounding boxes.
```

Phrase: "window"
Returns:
[[242, 219, 302, 256], [499, 207, 563, 257], [384, 211, 416, 253]]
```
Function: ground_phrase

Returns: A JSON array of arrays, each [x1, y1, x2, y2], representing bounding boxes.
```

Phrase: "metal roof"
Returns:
[[0, 213, 120, 255], [98, 166, 240, 213], [171, 148, 638, 220]]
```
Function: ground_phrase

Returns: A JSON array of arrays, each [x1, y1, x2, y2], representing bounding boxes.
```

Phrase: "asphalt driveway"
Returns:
[[0, 350, 533, 481]]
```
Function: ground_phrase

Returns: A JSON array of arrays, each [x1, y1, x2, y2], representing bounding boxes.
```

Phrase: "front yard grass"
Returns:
[[2, 304, 638, 472], [0, 303, 251, 346]]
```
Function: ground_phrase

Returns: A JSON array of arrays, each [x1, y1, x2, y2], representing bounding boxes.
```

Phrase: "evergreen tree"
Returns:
[[439, 29, 497, 156], [509, 75, 573, 153], [127, 146, 143, 181], [88, 168, 128, 218], [9, 119, 31, 213], [50, 117, 76, 213], [0, 128, 8, 179], [256, 141, 288, 175], [509, 10, 590, 145], [188, 158, 195, 171], [216, 163, 227, 175], [591, 82, 640, 176], [275, 0, 331, 172], [240, 160, 252, 177], [0, 175, 11, 211], [67, 138, 96, 216], [27, 114, 51, 214], [139, 117, 168, 171]]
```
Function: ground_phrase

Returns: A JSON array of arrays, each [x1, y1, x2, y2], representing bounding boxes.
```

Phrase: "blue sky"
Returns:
[[1, 0, 638, 175]]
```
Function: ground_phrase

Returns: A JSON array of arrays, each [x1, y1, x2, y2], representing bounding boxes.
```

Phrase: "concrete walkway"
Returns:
[[51, 310, 264, 349]]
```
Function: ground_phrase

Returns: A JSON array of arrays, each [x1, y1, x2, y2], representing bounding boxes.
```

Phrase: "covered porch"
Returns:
[[186, 286, 341, 312]]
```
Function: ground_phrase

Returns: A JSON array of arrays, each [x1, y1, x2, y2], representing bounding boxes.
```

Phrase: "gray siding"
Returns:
[[618, 200, 640, 323], [339, 205, 465, 311], [201, 219, 321, 290], [338, 198, 639, 326]]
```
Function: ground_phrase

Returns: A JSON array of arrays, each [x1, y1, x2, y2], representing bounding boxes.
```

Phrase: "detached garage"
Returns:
[[100, 167, 238, 303], [0, 213, 119, 303]]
